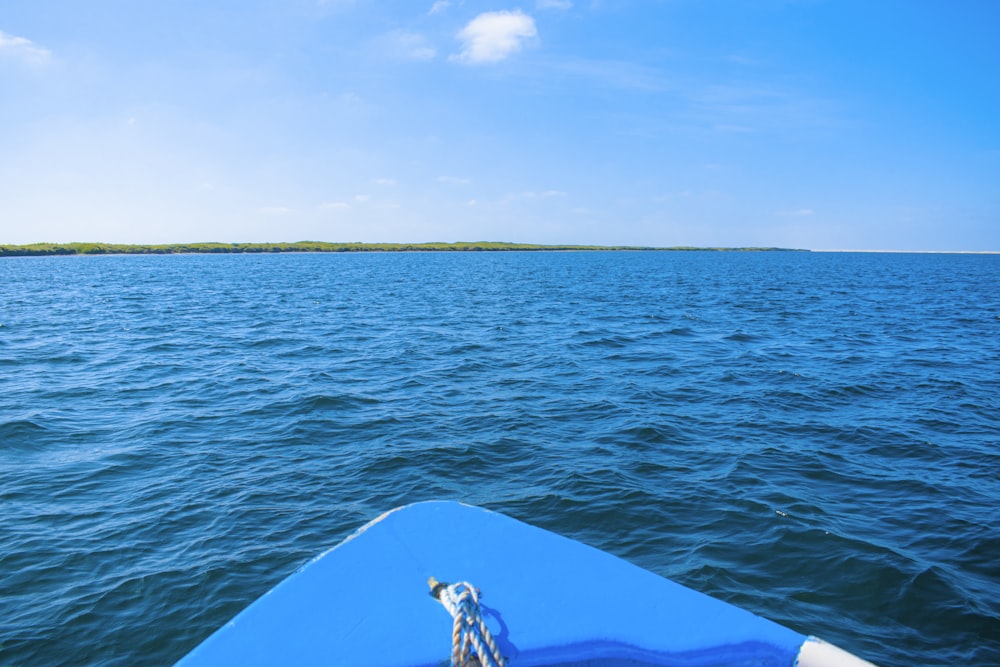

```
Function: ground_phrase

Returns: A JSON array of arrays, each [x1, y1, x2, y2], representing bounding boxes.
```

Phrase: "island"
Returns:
[[0, 242, 807, 256]]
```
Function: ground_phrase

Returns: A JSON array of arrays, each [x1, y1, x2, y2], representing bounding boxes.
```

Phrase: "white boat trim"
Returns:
[[798, 636, 879, 667]]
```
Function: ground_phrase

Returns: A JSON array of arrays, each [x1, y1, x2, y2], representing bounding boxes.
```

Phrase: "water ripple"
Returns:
[[1, 251, 998, 666]]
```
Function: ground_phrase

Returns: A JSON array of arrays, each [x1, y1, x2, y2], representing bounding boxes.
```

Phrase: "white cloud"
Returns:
[[373, 178, 397, 186], [0, 30, 52, 65], [438, 175, 471, 185], [780, 208, 815, 217], [537, 0, 572, 9], [428, 1, 451, 15], [451, 10, 538, 64], [354, 194, 370, 202], [321, 201, 351, 209], [384, 30, 436, 61]]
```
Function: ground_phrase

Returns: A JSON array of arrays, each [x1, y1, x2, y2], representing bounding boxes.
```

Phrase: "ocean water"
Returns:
[[1, 251, 997, 667]]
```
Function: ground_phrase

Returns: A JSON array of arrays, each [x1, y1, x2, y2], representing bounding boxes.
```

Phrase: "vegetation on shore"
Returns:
[[0, 241, 806, 257]]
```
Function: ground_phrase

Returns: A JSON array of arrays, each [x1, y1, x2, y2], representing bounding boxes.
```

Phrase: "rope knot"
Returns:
[[428, 577, 506, 667]]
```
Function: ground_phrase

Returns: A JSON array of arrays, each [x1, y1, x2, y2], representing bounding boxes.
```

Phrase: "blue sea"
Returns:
[[1, 251, 997, 666]]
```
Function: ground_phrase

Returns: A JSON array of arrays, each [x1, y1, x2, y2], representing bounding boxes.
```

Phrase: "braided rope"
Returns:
[[428, 578, 507, 667]]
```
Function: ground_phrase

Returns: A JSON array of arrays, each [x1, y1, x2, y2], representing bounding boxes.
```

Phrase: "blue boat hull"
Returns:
[[177, 501, 874, 666]]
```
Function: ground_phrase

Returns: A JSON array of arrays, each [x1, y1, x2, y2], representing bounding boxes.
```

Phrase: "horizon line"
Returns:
[[811, 249, 999, 254], [1, 241, 997, 254]]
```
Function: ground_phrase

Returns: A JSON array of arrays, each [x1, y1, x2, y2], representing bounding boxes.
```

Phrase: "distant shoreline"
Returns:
[[0, 241, 807, 257]]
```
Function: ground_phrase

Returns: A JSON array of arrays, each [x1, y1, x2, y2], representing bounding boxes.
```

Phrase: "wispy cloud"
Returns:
[[373, 178, 397, 186], [548, 58, 671, 92], [321, 201, 351, 210], [689, 83, 839, 131], [259, 206, 293, 216], [652, 190, 723, 203], [713, 124, 755, 133], [537, 0, 572, 9], [337, 92, 363, 105], [726, 53, 766, 67], [382, 30, 436, 61], [438, 175, 471, 185], [0, 30, 52, 65], [546, 56, 837, 139], [780, 208, 815, 217], [451, 10, 538, 64], [428, 1, 451, 15], [316, 0, 357, 9], [518, 190, 568, 199]]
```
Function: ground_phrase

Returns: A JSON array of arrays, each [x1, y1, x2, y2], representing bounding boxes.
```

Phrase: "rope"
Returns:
[[428, 577, 507, 667]]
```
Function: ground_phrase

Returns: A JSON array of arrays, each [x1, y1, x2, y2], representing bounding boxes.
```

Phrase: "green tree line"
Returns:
[[0, 241, 804, 256]]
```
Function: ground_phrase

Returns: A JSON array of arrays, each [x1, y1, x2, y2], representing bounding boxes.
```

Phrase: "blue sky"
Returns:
[[1, 1, 997, 250]]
